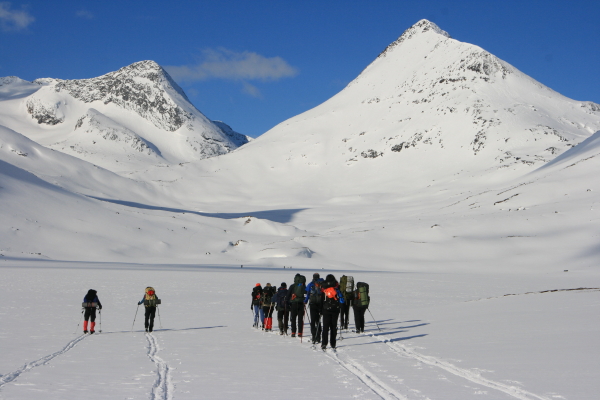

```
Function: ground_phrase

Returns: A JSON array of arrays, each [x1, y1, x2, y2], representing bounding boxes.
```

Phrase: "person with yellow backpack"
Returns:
[[138, 287, 161, 332]]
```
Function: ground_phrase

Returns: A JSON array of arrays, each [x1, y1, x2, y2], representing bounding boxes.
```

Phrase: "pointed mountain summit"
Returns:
[[0, 61, 250, 173], [177, 19, 600, 201]]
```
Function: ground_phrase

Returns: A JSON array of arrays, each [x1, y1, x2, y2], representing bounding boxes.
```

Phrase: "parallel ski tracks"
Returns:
[[0, 334, 88, 389], [323, 348, 408, 400], [146, 333, 173, 400], [367, 332, 552, 400]]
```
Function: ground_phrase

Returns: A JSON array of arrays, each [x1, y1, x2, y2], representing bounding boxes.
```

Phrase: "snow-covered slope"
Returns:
[[158, 19, 599, 204], [0, 61, 249, 173]]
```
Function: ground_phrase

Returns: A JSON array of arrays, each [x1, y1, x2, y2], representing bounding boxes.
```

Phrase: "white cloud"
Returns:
[[76, 9, 94, 19], [0, 2, 34, 31], [165, 48, 298, 83]]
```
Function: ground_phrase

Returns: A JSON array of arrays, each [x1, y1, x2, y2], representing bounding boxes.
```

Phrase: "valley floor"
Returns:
[[1, 261, 598, 399]]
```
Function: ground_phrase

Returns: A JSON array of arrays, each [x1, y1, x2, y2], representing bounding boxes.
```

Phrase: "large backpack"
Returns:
[[144, 287, 161, 307], [276, 288, 289, 310], [262, 286, 276, 305], [355, 282, 369, 307], [252, 286, 262, 305], [340, 275, 355, 301], [322, 281, 341, 311], [308, 280, 323, 304], [290, 274, 306, 303]]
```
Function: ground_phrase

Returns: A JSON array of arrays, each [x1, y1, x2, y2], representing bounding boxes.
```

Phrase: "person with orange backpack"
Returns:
[[320, 274, 345, 350], [138, 287, 160, 332]]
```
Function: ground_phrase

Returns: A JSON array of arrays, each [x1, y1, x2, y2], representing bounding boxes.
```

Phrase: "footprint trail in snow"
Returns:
[[322, 348, 408, 400], [0, 334, 88, 389], [367, 331, 552, 400], [146, 333, 173, 400]]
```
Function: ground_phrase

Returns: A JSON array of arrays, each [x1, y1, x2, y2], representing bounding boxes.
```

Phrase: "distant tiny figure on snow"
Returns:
[[138, 287, 160, 332], [82, 289, 102, 334]]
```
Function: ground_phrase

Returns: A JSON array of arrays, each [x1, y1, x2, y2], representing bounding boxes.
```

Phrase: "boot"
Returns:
[[90, 322, 96, 334], [83, 320, 88, 334]]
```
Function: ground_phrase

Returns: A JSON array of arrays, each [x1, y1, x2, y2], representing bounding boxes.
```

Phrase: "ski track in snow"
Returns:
[[146, 333, 173, 400], [0, 334, 88, 389], [323, 348, 408, 400], [367, 332, 552, 400]]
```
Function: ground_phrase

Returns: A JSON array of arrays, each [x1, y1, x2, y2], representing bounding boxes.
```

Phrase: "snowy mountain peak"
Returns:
[[379, 19, 450, 58]]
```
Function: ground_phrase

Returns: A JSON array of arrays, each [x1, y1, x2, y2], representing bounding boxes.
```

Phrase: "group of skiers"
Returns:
[[81, 287, 161, 334], [251, 273, 370, 350]]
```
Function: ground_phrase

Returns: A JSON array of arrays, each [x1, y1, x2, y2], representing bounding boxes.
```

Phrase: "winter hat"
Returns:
[[266, 283, 272, 287], [313, 273, 320, 280], [326, 274, 336, 283], [281, 282, 287, 288], [255, 283, 261, 287]]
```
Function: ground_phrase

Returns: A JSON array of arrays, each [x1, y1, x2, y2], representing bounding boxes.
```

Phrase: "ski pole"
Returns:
[[367, 309, 382, 332], [75, 308, 84, 334], [131, 304, 140, 332], [98, 308, 102, 333], [157, 306, 163, 329], [302, 303, 311, 344]]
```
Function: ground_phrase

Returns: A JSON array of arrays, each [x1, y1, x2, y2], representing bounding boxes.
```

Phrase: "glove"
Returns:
[[99, 305, 102, 310], [138, 300, 143, 305]]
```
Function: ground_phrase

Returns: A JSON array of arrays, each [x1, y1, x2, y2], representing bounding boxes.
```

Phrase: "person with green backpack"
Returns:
[[352, 282, 370, 333], [261, 283, 276, 331], [285, 273, 306, 338], [339, 275, 354, 330], [138, 286, 161, 332]]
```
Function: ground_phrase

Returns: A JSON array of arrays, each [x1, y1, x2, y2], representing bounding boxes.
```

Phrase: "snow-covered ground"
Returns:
[[1, 262, 598, 399]]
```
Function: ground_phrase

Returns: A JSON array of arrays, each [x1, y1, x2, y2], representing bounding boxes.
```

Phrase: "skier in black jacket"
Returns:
[[82, 289, 102, 334], [271, 283, 290, 335]]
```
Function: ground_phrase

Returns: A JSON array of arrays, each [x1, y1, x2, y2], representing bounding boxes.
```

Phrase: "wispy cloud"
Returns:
[[242, 82, 262, 98], [76, 9, 94, 19], [0, 2, 34, 31], [165, 48, 299, 83]]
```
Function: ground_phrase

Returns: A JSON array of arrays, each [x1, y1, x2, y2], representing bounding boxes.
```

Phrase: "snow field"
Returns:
[[1, 263, 598, 399]]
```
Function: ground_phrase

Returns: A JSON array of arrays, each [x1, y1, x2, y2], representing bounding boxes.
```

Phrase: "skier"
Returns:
[[262, 283, 276, 331], [304, 273, 324, 343], [82, 289, 102, 334], [138, 287, 160, 332], [338, 275, 354, 330], [352, 282, 370, 333], [320, 274, 344, 350], [285, 273, 306, 338], [271, 282, 290, 335], [251, 283, 264, 328]]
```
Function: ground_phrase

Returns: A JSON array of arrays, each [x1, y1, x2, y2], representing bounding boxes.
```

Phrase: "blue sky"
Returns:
[[1, 0, 598, 137]]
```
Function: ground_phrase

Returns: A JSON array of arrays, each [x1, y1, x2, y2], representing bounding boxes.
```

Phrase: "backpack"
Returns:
[[290, 274, 306, 303], [355, 282, 369, 307], [252, 286, 262, 305], [322, 282, 341, 311], [262, 286, 275, 305], [340, 275, 355, 301], [308, 280, 323, 304], [144, 287, 161, 307], [276, 288, 289, 310]]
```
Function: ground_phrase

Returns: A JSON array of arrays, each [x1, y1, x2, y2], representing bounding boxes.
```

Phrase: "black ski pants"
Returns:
[[339, 301, 350, 329], [84, 307, 97, 322], [262, 305, 274, 318], [353, 305, 367, 332], [289, 302, 305, 335], [145, 306, 156, 331], [309, 303, 322, 342], [277, 307, 289, 333], [322, 309, 340, 348]]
